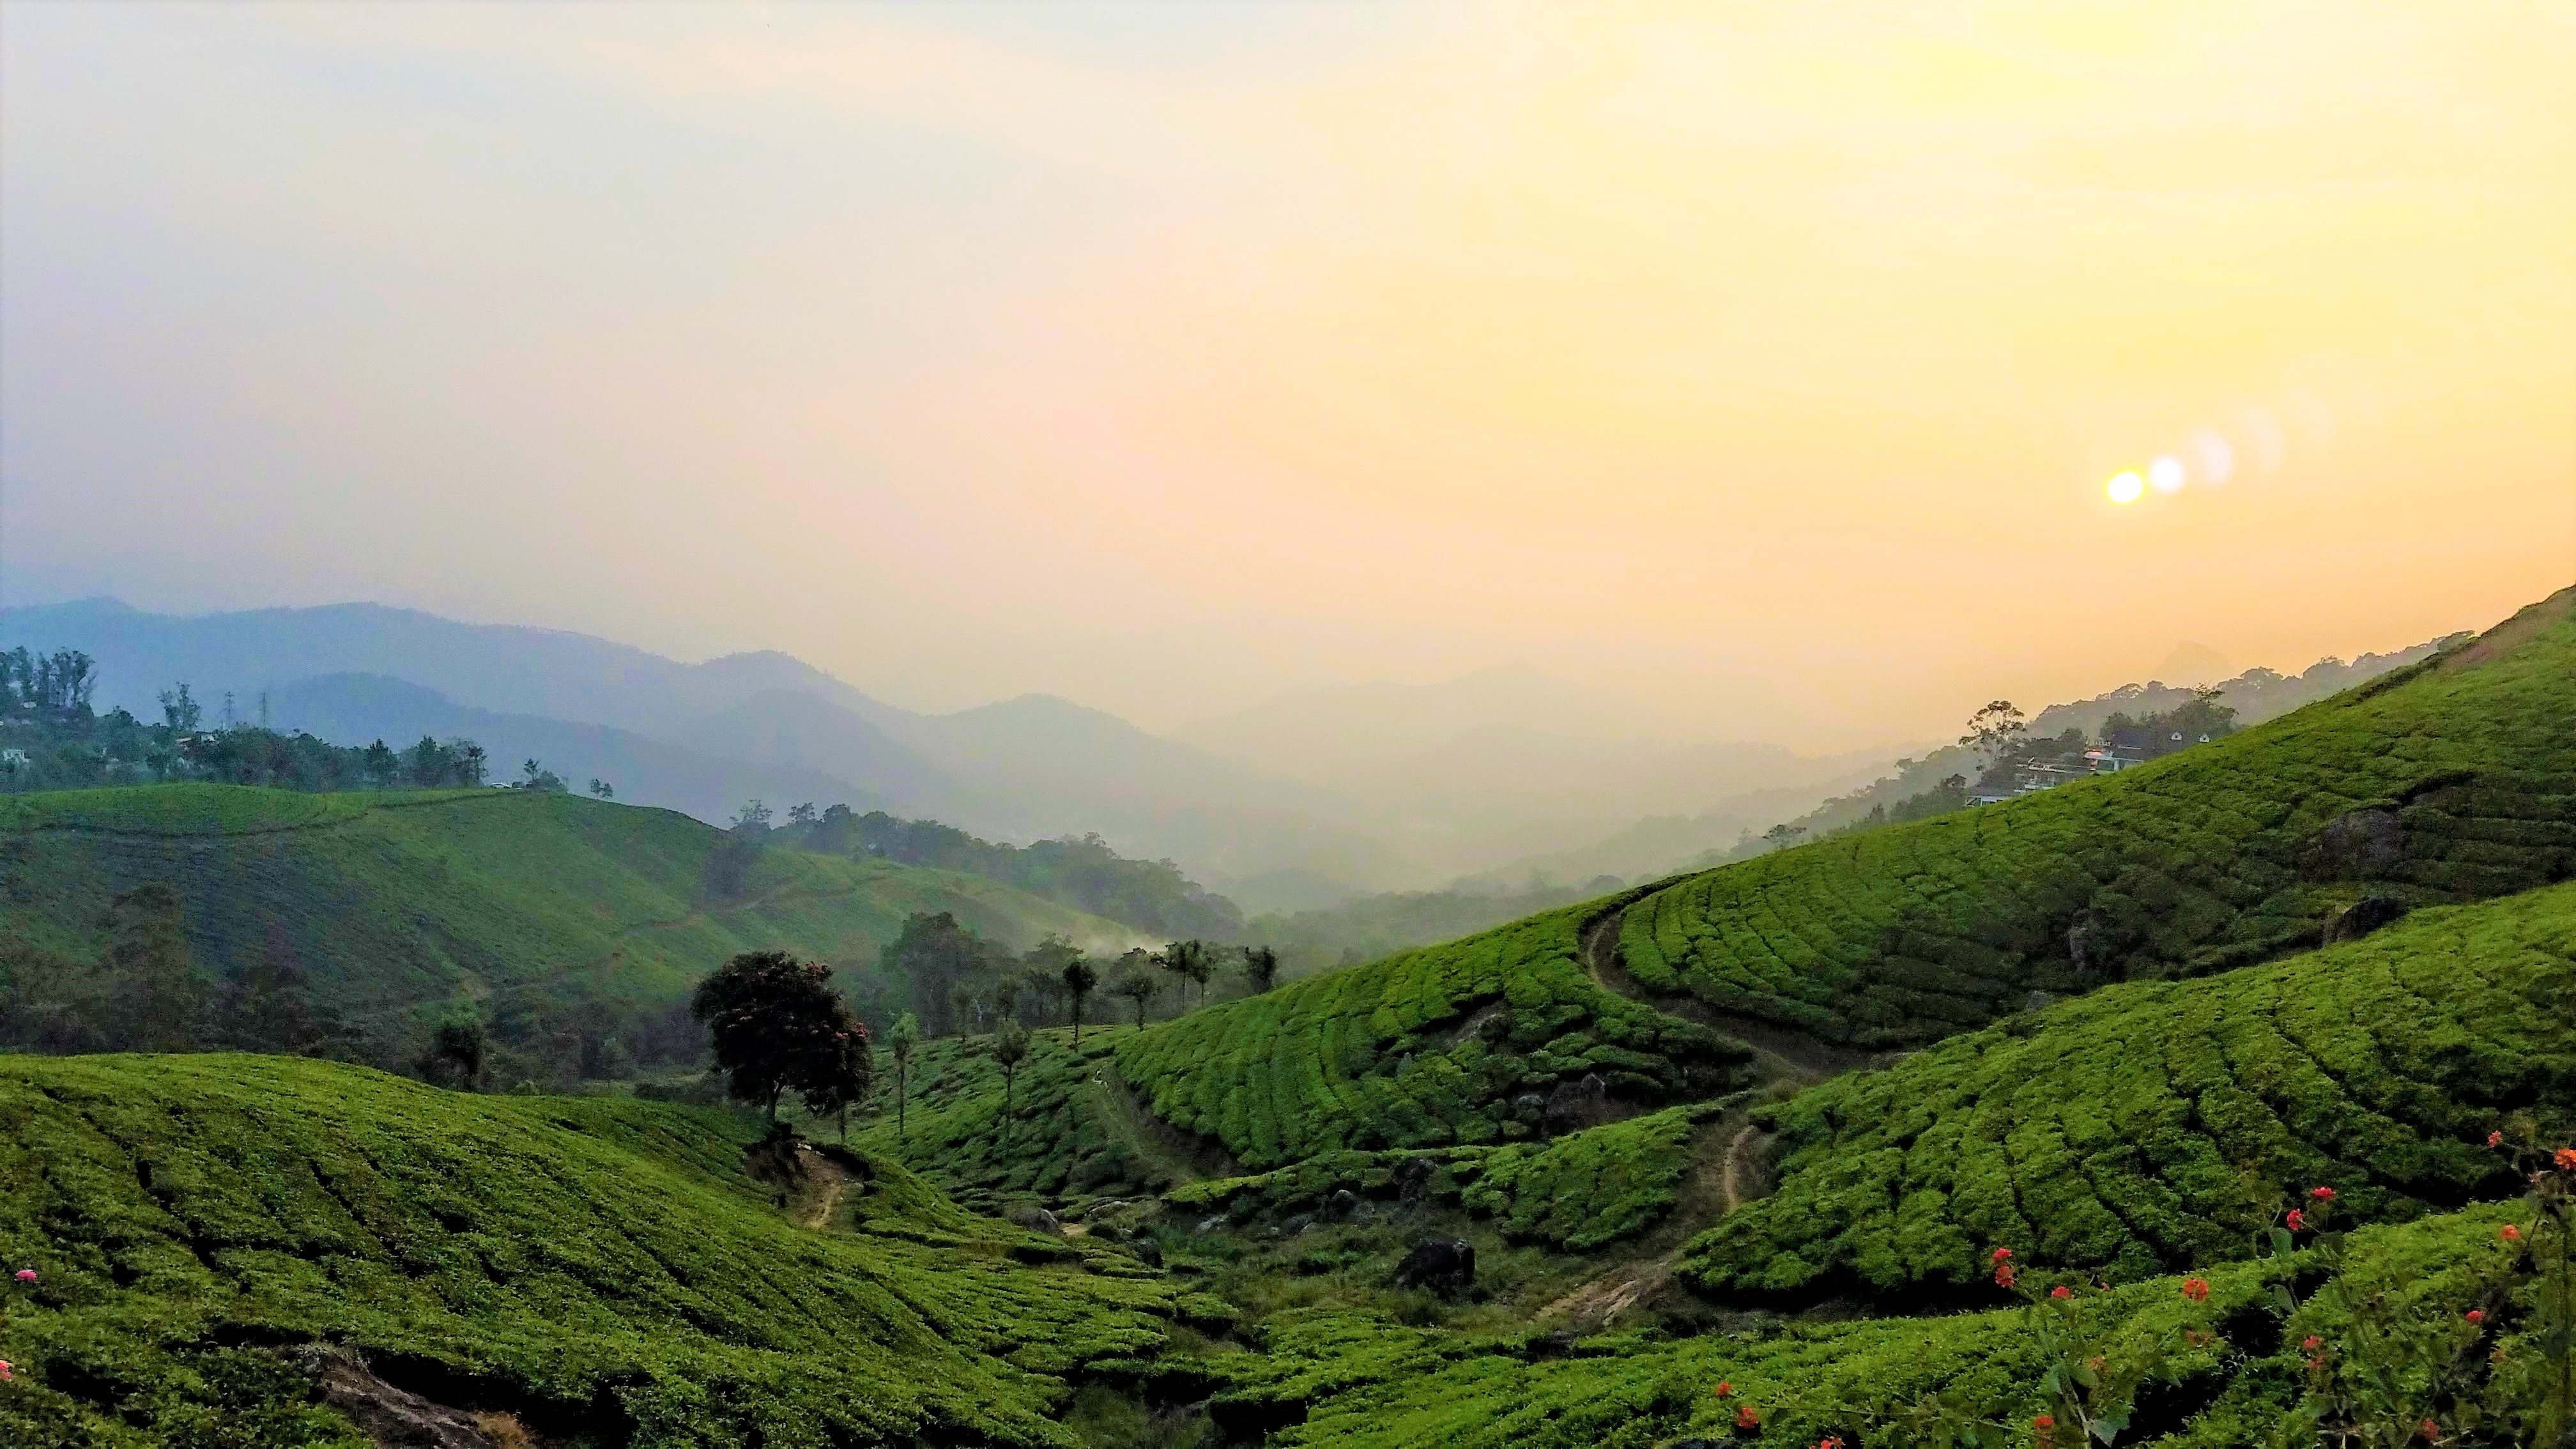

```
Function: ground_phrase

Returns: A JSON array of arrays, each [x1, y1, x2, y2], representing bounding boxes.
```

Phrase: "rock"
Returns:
[[1542, 1073, 1612, 1135], [1195, 1214, 1227, 1234], [2066, 910, 2113, 979], [1392, 1237, 1476, 1296], [2324, 894, 2409, 944], [1008, 1205, 1062, 1236], [2319, 808, 2406, 878], [1130, 1237, 1163, 1268], [1280, 1213, 1313, 1237], [2024, 990, 2060, 1014], [1324, 1188, 1361, 1222], [1392, 1156, 1435, 1202], [295, 1346, 498, 1449], [1510, 1092, 1547, 1122]]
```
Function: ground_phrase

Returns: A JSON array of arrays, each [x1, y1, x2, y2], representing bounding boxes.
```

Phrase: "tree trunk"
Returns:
[[896, 1068, 907, 1141], [1072, 999, 1084, 1046]]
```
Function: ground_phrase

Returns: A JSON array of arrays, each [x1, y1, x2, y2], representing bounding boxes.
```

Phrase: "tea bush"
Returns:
[[0, 1054, 1186, 1447], [1620, 588, 2576, 1048], [1682, 880, 2576, 1301], [1116, 895, 1749, 1170]]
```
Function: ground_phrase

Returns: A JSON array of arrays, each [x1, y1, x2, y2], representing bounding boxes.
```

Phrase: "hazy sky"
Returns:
[[4, 1, 2571, 749]]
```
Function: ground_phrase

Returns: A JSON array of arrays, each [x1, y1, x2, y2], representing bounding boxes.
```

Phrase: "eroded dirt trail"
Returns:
[[796, 1146, 852, 1230]]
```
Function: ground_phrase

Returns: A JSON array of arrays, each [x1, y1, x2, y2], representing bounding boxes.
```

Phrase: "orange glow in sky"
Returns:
[[3, 1, 2571, 747]]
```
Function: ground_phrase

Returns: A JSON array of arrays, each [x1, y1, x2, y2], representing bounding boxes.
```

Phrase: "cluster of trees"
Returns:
[[729, 801, 1244, 940], [0, 887, 341, 1058], [0, 649, 518, 795], [1728, 689, 2246, 858], [877, 910, 1278, 1043]]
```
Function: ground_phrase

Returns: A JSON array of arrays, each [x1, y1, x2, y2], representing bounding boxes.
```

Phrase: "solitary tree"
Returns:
[[689, 949, 871, 1124], [888, 1011, 921, 1142], [1111, 965, 1158, 1028], [425, 1019, 487, 1091], [1160, 939, 1214, 1011], [1242, 944, 1280, 995], [588, 778, 615, 799], [1960, 700, 2028, 763], [1761, 823, 1807, 852], [989, 972, 1023, 1028], [1061, 953, 1098, 1044], [991, 1019, 1031, 1129]]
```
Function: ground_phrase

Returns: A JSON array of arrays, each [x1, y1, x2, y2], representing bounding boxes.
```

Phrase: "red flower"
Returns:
[[2051, 1285, 2072, 1300], [2302, 1335, 2322, 1351], [1736, 1406, 1761, 1430], [2285, 1209, 2305, 1232], [2486, 1131, 2504, 1148], [2310, 1186, 2336, 1201], [1995, 1264, 2017, 1289], [2556, 1147, 2576, 1173], [2502, 1223, 2523, 1241], [1713, 1381, 1732, 1399], [2307, 1355, 2326, 1371], [2466, 1309, 2485, 1324], [2182, 1276, 2211, 1302], [2419, 1419, 2439, 1441], [1991, 1246, 2014, 1262], [2034, 1416, 2055, 1429]]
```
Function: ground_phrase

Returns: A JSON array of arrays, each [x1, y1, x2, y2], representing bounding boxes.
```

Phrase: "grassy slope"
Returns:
[[1114, 894, 1746, 1170], [1682, 878, 2576, 1301], [1220, 1200, 2534, 1449], [853, 1026, 1206, 1211], [1618, 588, 2576, 1047], [0, 785, 1141, 1025], [0, 1054, 1188, 1448]]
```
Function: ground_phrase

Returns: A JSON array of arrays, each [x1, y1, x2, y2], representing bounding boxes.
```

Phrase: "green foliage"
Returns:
[[1459, 1104, 1719, 1250], [1619, 590, 2576, 1046], [1682, 881, 2576, 1302], [1116, 895, 1748, 1170], [855, 1029, 1189, 1210], [0, 785, 1138, 1063], [0, 1054, 1185, 1447]]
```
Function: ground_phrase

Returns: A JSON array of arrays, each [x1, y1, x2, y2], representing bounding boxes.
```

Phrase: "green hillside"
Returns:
[[0, 1054, 1199, 1448], [1114, 894, 1747, 1169], [1683, 878, 2576, 1301], [1616, 587, 2576, 1047], [0, 785, 1143, 1049], [1218, 1197, 2543, 1448]]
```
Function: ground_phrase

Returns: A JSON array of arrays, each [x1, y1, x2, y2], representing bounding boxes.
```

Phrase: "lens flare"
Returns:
[[2148, 456, 2186, 493], [2106, 471, 2144, 504], [2188, 427, 2235, 486]]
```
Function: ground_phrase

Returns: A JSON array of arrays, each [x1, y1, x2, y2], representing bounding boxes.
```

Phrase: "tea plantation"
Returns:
[[1682, 878, 2576, 1301], [0, 1054, 1190, 1447], [1222, 1200, 2538, 1448], [1114, 894, 1749, 1169], [1618, 586, 2576, 1046], [0, 785, 1138, 1032]]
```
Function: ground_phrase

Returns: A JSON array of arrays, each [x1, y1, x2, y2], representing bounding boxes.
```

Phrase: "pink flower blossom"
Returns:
[[2310, 1186, 2336, 1201], [12, 1269, 31, 1284]]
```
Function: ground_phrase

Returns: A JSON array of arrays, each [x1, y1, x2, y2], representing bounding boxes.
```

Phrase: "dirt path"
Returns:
[[1715, 1121, 1759, 1216], [1579, 906, 1875, 1079], [1082, 1062, 1236, 1184], [797, 1146, 852, 1230]]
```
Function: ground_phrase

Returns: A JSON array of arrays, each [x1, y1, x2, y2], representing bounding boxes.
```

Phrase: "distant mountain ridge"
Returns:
[[0, 598, 1399, 905]]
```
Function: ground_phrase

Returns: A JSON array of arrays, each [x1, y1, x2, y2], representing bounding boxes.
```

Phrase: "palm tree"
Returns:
[[889, 1012, 921, 1142], [1061, 955, 1099, 1045]]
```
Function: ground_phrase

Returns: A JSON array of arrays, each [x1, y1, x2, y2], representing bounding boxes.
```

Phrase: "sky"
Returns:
[[4, 1, 2572, 750]]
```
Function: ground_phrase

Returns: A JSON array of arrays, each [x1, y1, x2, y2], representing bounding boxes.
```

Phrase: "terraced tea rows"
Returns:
[[1682, 879, 2576, 1301], [1219, 1200, 2535, 1449], [0, 785, 1136, 1034], [1115, 895, 1747, 1169], [1618, 588, 2576, 1047], [0, 1054, 1186, 1448]]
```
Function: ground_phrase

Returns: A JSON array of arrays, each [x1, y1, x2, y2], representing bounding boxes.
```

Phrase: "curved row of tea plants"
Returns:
[[1221, 1200, 2542, 1448], [1618, 588, 2576, 1047], [1157, 1102, 1722, 1252], [0, 1054, 1186, 1448], [1114, 894, 1749, 1170], [1682, 879, 2576, 1301]]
